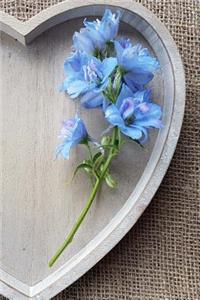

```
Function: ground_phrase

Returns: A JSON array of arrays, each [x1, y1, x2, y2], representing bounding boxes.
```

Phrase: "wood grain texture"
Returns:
[[0, 1, 185, 299]]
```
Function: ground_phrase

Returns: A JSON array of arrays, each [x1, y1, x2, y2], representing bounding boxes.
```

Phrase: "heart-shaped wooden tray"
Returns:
[[0, 1, 185, 299]]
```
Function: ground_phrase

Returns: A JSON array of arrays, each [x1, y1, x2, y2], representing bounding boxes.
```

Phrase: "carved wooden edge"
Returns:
[[0, 0, 185, 299]]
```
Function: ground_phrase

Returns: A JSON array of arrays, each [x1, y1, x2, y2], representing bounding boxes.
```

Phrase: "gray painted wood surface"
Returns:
[[0, 1, 185, 299]]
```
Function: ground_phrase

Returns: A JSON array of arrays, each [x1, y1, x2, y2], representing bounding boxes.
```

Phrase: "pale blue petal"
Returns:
[[101, 57, 117, 79], [134, 103, 163, 128], [103, 98, 111, 112], [121, 126, 143, 140], [67, 80, 90, 98], [133, 89, 152, 104], [130, 125, 148, 143], [120, 45, 159, 72], [59, 77, 73, 92], [114, 41, 124, 65], [99, 10, 120, 40], [56, 141, 73, 160], [65, 51, 89, 73], [85, 28, 105, 49], [73, 31, 94, 54], [134, 103, 162, 120], [135, 118, 163, 128], [105, 105, 125, 128], [93, 78, 109, 93]]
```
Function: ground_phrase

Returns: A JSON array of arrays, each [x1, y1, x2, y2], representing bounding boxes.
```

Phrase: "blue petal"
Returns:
[[121, 45, 159, 73], [81, 91, 105, 108], [101, 57, 118, 79], [85, 27, 105, 49], [121, 126, 143, 140], [73, 119, 88, 142], [103, 98, 111, 112], [130, 125, 148, 143], [114, 41, 124, 66], [124, 71, 154, 89], [59, 77, 73, 92], [56, 141, 73, 160], [65, 51, 89, 74], [120, 98, 135, 120], [135, 103, 162, 120], [105, 105, 125, 128], [116, 84, 134, 108], [133, 89, 152, 104], [101, 10, 120, 40], [118, 38, 132, 49], [134, 103, 163, 128], [73, 30, 94, 54], [67, 80, 91, 98]]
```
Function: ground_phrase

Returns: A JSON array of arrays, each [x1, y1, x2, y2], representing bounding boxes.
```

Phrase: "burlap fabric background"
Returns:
[[0, 0, 199, 299]]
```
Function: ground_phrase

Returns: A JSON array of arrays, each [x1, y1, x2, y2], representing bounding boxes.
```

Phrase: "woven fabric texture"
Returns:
[[0, 0, 199, 299]]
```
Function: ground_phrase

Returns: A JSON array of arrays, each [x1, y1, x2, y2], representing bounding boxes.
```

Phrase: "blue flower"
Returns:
[[56, 117, 88, 159], [73, 9, 121, 55], [105, 84, 163, 142], [60, 51, 117, 108], [115, 41, 159, 92]]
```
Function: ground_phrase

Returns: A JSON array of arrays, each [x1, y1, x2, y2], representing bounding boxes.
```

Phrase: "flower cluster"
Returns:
[[49, 9, 163, 267]]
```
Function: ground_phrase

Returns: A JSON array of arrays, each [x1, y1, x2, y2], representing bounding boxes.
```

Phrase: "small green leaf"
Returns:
[[93, 152, 104, 171], [101, 136, 111, 146], [82, 159, 92, 166], [113, 68, 122, 99], [93, 152, 102, 163], [72, 163, 92, 180], [105, 173, 118, 188]]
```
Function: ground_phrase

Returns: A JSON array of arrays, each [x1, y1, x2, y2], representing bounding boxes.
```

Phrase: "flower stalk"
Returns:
[[49, 127, 119, 267]]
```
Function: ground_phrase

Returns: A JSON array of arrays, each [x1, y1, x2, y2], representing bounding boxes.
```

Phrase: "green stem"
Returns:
[[86, 142, 93, 161], [49, 128, 118, 267]]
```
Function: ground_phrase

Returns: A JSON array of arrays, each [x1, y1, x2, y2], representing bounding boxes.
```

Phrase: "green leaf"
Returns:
[[72, 163, 92, 180], [82, 159, 92, 166], [93, 152, 104, 171], [105, 173, 118, 188], [113, 68, 122, 99], [101, 136, 111, 146], [92, 152, 102, 163]]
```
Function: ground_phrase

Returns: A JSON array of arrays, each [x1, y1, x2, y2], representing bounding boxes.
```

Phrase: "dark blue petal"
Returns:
[[81, 91, 105, 108], [123, 74, 140, 92], [116, 84, 135, 108], [124, 71, 154, 88], [120, 98, 135, 120]]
